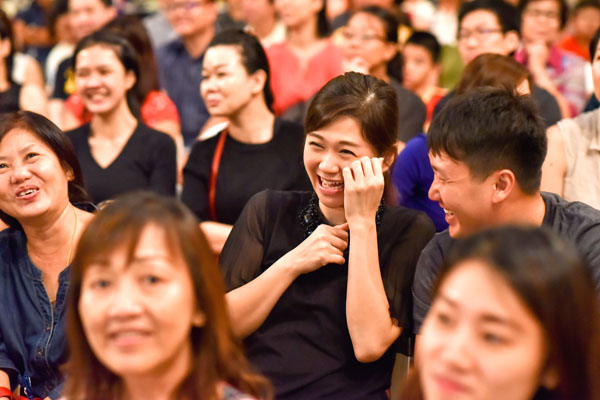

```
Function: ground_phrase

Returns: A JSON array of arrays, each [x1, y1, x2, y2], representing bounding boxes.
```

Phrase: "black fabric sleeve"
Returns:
[[397, 89, 426, 143], [51, 58, 71, 100], [148, 131, 177, 196], [412, 231, 452, 334], [219, 190, 270, 291], [181, 139, 212, 221]]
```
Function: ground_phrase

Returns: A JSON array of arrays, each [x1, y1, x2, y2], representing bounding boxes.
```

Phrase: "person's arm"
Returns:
[[526, 41, 572, 118], [23, 56, 46, 91], [20, 84, 48, 117], [541, 125, 566, 196], [227, 223, 349, 338], [344, 157, 401, 362], [199, 221, 233, 255], [148, 131, 177, 196], [0, 370, 10, 398]]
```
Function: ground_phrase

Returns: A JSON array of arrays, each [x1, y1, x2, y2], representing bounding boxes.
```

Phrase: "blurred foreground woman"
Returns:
[[402, 226, 600, 400]]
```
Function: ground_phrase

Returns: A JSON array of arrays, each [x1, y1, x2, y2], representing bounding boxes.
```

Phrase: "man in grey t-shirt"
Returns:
[[412, 88, 600, 334]]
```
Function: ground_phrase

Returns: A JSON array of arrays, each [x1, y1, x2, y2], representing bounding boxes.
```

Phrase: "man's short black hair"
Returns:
[[518, 0, 569, 29], [428, 88, 547, 194], [406, 31, 441, 63], [574, 0, 600, 13], [458, 0, 520, 33]]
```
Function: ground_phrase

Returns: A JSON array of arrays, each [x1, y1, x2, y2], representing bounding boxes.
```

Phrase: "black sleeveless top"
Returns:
[[0, 84, 21, 113]]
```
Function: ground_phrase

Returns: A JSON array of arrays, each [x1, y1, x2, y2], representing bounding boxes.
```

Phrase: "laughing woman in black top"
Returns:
[[181, 30, 310, 254], [220, 72, 435, 399], [65, 31, 176, 205]]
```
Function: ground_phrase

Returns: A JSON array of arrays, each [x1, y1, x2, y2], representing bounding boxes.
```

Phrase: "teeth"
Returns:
[[17, 189, 37, 197], [321, 178, 344, 189], [443, 208, 454, 216]]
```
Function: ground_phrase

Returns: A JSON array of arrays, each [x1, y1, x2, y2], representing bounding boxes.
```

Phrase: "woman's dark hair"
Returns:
[[72, 30, 142, 117], [0, 9, 15, 84], [103, 15, 160, 105], [518, 0, 569, 29], [455, 53, 532, 95], [401, 226, 600, 400], [64, 192, 272, 400], [352, 6, 403, 82], [317, 0, 330, 37], [590, 27, 600, 60], [48, 0, 69, 38], [0, 111, 88, 227], [207, 29, 274, 111], [305, 72, 398, 204]]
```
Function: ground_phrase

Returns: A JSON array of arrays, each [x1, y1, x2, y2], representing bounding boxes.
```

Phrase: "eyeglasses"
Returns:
[[342, 29, 386, 43], [163, 0, 206, 13], [457, 27, 503, 42], [523, 8, 560, 20]]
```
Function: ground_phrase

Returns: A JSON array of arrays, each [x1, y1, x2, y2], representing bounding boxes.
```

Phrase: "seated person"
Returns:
[[181, 30, 311, 254], [515, 0, 588, 117], [65, 31, 176, 205], [267, 0, 344, 117], [558, 0, 600, 61], [434, 0, 562, 128], [542, 27, 600, 209], [412, 88, 600, 335], [342, 6, 426, 144], [63, 192, 271, 400], [0, 111, 95, 400], [220, 72, 434, 399], [402, 31, 447, 129], [404, 226, 600, 400], [0, 10, 47, 116]]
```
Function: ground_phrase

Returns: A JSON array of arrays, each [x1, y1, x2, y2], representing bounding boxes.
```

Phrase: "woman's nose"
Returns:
[[10, 163, 32, 184], [106, 280, 144, 319], [318, 154, 340, 174], [438, 326, 474, 372]]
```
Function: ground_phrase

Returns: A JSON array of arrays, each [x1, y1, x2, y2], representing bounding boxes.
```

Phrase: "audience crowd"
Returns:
[[1, 0, 600, 399]]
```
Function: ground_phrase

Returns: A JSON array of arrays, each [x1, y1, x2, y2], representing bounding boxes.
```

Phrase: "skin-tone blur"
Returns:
[[457, 9, 519, 65], [69, 0, 117, 42], [417, 259, 552, 400], [78, 224, 205, 398], [402, 43, 439, 95]]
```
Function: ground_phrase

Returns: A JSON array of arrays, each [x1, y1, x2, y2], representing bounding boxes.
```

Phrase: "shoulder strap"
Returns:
[[209, 128, 228, 221]]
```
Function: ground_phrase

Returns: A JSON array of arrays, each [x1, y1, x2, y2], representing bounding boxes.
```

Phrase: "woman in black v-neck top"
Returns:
[[181, 31, 310, 254], [65, 31, 176, 205]]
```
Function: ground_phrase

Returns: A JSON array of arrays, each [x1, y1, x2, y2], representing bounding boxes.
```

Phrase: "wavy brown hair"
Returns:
[[64, 191, 272, 400]]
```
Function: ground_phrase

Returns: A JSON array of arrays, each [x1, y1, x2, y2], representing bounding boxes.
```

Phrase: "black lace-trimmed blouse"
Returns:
[[220, 190, 435, 400]]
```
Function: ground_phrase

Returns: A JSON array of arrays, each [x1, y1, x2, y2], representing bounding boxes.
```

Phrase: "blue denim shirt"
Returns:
[[157, 38, 210, 147], [0, 227, 69, 399]]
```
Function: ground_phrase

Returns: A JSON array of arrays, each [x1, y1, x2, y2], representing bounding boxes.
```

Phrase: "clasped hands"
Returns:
[[286, 157, 385, 276]]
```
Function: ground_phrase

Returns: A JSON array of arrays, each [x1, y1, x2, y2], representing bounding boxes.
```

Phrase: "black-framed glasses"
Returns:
[[457, 27, 503, 42]]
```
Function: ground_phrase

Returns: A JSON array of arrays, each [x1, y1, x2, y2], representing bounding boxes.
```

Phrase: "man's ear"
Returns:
[[491, 169, 516, 203], [540, 366, 559, 390]]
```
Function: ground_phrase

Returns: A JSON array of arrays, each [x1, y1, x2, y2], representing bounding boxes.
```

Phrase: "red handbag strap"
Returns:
[[0, 387, 12, 399], [209, 128, 228, 221]]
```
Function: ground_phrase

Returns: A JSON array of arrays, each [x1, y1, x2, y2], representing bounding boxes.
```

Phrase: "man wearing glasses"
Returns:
[[515, 0, 588, 118], [157, 0, 217, 147], [433, 0, 561, 128]]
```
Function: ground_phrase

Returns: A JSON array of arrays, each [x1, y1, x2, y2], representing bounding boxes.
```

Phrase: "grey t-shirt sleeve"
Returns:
[[412, 231, 453, 334]]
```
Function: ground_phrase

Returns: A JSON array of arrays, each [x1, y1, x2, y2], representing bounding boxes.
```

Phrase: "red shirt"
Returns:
[[64, 90, 180, 127], [266, 40, 344, 115]]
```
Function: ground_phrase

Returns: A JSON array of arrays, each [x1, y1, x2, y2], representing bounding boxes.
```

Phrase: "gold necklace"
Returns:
[[66, 206, 78, 266]]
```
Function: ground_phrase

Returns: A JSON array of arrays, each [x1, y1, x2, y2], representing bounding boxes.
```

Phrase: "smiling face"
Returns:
[[342, 12, 396, 74], [75, 44, 136, 116], [304, 116, 382, 221], [201, 45, 260, 117], [78, 223, 204, 380], [418, 259, 547, 400], [0, 128, 72, 223], [428, 151, 496, 238]]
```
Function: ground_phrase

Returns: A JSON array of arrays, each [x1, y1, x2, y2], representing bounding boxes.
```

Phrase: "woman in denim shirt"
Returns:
[[0, 111, 94, 399]]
